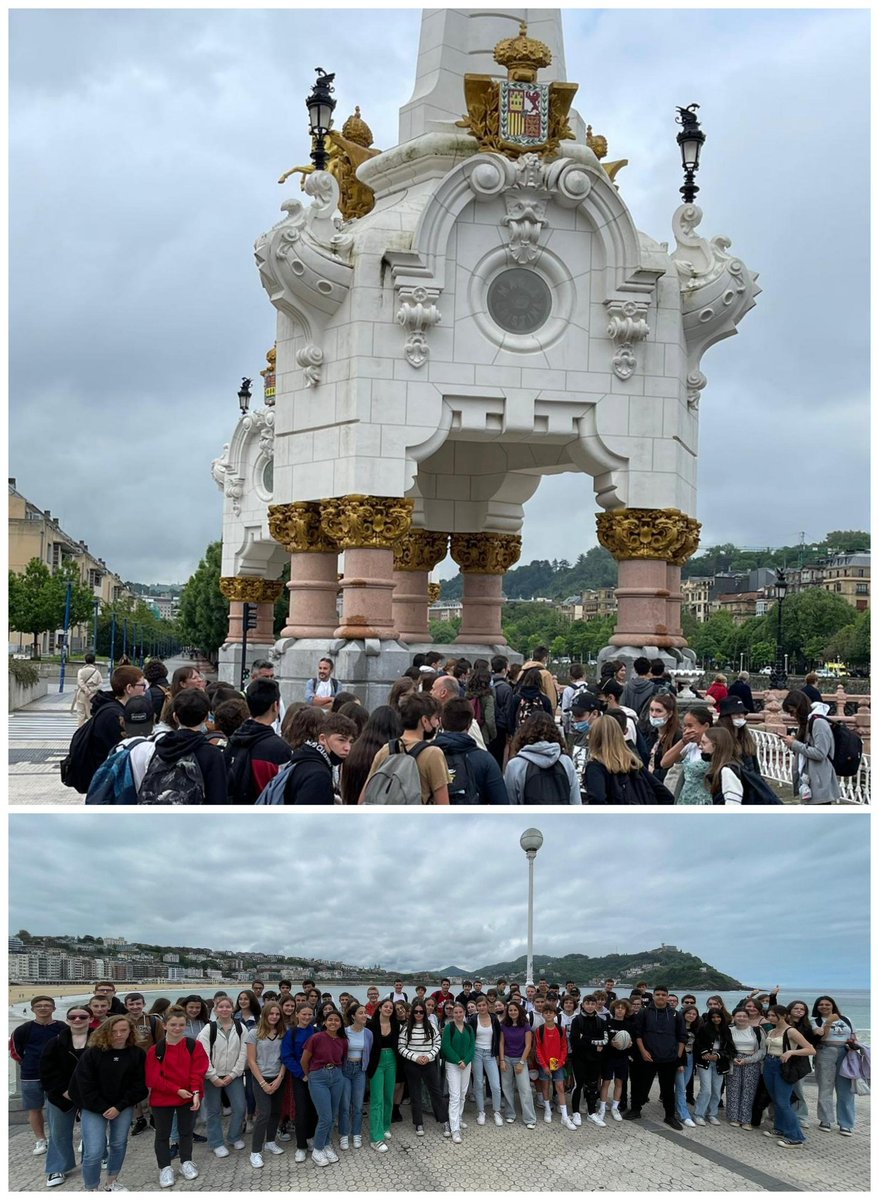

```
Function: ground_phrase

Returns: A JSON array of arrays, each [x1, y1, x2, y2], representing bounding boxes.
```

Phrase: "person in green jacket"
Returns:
[[441, 1004, 475, 1143]]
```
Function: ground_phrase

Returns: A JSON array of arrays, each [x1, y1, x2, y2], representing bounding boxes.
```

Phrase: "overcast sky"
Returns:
[[9, 812, 869, 988], [9, 7, 870, 583]]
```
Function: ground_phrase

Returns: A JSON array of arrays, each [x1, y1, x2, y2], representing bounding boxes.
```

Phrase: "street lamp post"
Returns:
[[519, 828, 544, 988], [92, 598, 99, 654], [675, 103, 706, 204], [306, 68, 336, 171], [237, 378, 252, 415], [770, 568, 788, 690]]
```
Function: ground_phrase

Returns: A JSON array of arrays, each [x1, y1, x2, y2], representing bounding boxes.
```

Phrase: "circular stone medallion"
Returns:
[[486, 268, 552, 334]]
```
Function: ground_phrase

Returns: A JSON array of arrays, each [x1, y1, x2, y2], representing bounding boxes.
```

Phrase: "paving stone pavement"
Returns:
[[8, 1089, 870, 1193]]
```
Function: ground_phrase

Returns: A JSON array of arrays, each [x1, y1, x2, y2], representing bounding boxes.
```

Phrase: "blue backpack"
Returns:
[[255, 762, 298, 805], [85, 737, 152, 805]]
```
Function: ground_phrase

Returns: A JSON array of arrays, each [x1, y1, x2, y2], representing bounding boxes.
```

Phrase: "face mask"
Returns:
[[700, 752, 713, 762], [732, 717, 747, 728], [572, 720, 590, 733], [422, 724, 437, 741], [649, 715, 667, 727]]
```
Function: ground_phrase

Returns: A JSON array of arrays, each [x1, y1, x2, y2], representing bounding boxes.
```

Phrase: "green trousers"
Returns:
[[369, 1049, 397, 1143]]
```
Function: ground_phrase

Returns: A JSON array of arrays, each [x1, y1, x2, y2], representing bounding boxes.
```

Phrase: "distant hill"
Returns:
[[425, 947, 744, 991]]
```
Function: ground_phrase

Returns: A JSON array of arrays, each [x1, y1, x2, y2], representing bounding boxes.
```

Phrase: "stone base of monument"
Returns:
[[596, 644, 697, 673]]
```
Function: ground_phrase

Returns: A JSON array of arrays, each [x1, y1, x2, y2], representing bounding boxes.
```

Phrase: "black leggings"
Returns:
[[571, 1058, 601, 1114], [402, 1060, 448, 1126], [153, 1105, 193, 1169], [252, 1077, 283, 1152], [292, 1076, 318, 1150]]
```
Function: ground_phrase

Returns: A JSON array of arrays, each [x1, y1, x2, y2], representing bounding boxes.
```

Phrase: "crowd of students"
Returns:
[[16, 974, 863, 1189], [70, 649, 847, 805]]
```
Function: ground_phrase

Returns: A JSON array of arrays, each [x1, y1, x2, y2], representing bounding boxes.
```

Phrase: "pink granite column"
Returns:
[[450, 532, 522, 646], [665, 563, 687, 647], [267, 501, 340, 638], [392, 530, 449, 643], [219, 578, 284, 644], [609, 559, 674, 648]]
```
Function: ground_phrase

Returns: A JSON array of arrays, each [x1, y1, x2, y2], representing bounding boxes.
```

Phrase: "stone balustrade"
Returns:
[[747, 686, 871, 755]]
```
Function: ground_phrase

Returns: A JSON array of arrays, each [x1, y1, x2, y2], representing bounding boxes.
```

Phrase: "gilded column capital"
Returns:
[[427, 582, 442, 604], [450, 532, 522, 575], [596, 507, 701, 566], [320, 494, 414, 550], [393, 529, 449, 572], [219, 576, 285, 603], [268, 501, 338, 554]]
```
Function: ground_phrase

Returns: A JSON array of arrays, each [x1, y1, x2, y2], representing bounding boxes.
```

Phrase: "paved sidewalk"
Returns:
[[8, 1088, 870, 1192]]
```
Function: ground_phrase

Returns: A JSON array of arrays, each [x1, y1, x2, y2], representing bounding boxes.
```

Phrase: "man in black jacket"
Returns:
[[625, 985, 685, 1129], [435, 699, 509, 804], [224, 679, 291, 801], [488, 655, 515, 767]]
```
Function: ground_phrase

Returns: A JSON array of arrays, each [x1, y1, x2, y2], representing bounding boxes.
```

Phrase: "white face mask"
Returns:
[[649, 715, 667, 727], [732, 717, 747, 728]]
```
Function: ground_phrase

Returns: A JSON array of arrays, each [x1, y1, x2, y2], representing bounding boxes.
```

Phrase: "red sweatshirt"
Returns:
[[145, 1038, 209, 1107], [535, 1023, 568, 1071]]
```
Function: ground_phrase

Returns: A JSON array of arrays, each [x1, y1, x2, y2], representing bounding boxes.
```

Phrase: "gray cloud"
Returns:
[[10, 8, 868, 582], [9, 812, 869, 988]]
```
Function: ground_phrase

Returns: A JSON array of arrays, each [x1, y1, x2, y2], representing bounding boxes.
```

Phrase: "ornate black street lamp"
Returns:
[[306, 68, 336, 171], [675, 103, 706, 203], [770, 568, 788, 690], [238, 377, 252, 415]]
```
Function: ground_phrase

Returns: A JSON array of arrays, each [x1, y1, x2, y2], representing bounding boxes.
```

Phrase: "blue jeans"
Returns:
[[816, 1044, 856, 1131], [339, 1061, 367, 1137], [675, 1054, 694, 1122], [45, 1102, 78, 1175], [694, 1063, 724, 1119], [308, 1067, 344, 1151], [80, 1106, 132, 1189], [203, 1076, 246, 1149], [472, 1047, 501, 1114], [763, 1056, 804, 1143]]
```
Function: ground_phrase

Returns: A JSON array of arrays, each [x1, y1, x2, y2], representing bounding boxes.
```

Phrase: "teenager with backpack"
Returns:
[[145, 1005, 208, 1187], [534, 1006, 576, 1129], [488, 655, 515, 766], [279, 712, 357, 804], [434, 698, 509, 804], [511, 668, 554, 730], [62, 666, 148, 793], [716, 696, 760, 772], [196, 997, 247, 1160], [69, 1014, 148, 1193], [138, 690, 228, 805], [361, 693, 450, 805], [780, 689, 842, 804], [224, 679, 292, 802], [124, 992, 163, 1135], [504, 714, 580, 804], [584, 716, 674, 805]]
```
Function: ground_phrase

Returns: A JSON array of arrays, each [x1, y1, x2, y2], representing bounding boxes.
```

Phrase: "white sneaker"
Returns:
[[311, 1148, 329, 1167], [476, 1112, 486, 1125], [294, 1148, 307, 1162], [104, 1184, 128, 1192], [611, 1108, 623, 1122], [179, 1161, 198, 1181], [443, 1122, 451, 1138], [562, 1115, 577, 1130], [46, 1174, 66, 1188], [544, 1108, 552, 1123], [277, 1130, 292, 1141], [572, 1112, 582, 1127], [371, 1141, 388, 1153], [323, 1146, 339, 1163], [452, 1130, 462, 1144], [694, 1117, 706, 1126], [525, 1123, 536, 1129], [232, 1140, 246, 1150], [493, 1111, 503, 1126], [383, 1130, 391, 1140], [159, 1167, 176, 1188], [263, 1141, 284, 1155], [353, 1135, 362, 1148], [249, 1153, 264, 1169], [588, 1113, 606, 1127], [213, 1146, 230, 1158], [708, 1117, 721, 1126], [506, 1116, 516, 1124], [683, 1118, 696, 1127], [339, 1136, 349, 1150], [33, 1140, 48, 1156]]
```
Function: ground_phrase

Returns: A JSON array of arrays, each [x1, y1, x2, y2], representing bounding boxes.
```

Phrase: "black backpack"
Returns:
[[736, 764, 782, 806], [809, 715, 863, 778], [60, 719, 100, 793], [522, 759, 570, 804], [154, 1035, 197, 1063], [138, 748, 206, 805], [224, 740, 255, 803], [208, 1019, 243, 1053], [515, 695, 545, 729], [443, 749, 481, 805]]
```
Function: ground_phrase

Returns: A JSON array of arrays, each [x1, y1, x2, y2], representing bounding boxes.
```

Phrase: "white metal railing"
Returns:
[[753, 730, 870, 806]]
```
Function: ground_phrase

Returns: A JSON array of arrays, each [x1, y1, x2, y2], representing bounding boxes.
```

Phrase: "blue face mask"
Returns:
[[573, 720, 591, 733]]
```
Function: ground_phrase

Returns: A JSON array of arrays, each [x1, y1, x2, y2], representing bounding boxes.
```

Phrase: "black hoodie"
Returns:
[[87, 691, 126, 773], [39, 1025, 92, 1111], [433, 731, 508, 804], [150, 728, 228, 804], [224, 719, 292, 802], [284, 743, 335, 805]]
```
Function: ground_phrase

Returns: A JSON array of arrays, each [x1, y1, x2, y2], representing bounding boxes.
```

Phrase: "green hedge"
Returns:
[[9, 658, 40, 686]]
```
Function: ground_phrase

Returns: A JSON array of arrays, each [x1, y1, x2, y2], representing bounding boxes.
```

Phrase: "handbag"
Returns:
[[780, 1031, 813, 1083]]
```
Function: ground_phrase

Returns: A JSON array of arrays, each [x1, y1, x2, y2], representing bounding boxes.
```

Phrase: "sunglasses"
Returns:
[[69, 1014, 90, 1020]]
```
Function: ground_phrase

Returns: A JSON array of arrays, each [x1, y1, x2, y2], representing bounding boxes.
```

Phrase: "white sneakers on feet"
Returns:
[[572, 1112, 582, 1127], [323, 1147, 339, 1163], [708, 1117, 721, 1126], [249, 1152, 264, 1169], [263, 1141, 284, 1155], [452, 1130, 463, 1144], [294, 1148, 307, 1163], [46, 1173, 65, 1188], [213, 1146, 230, 1158], [232, 1140, 246, 1150], [159, 1167, 175, 1187], [311, 1149, 329, 1167], [33, 1140, 48, 1156], [588, 1113, 606, 1127], [476, 1112, 486, 1126], [683, 1118, 696, 1127], [353, 1135, 362, 1148], [371, 1141, 388, 1153], [562, 1115, 577, 1130], [694, 1117, 706, 1126], [544, 1108, 552, 1123], [339, 1136, 349, 1150], [179, 1162, 198, 1181], [611, 1108, 623, 1122], [493, 1112, 503, 1126]]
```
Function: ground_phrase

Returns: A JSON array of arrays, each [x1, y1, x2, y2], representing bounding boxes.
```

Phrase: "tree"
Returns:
[[178, 542, 229, 657], [8, 557, 94, 655], [428, 618, 462, 643], [691, 611, 737, 666]]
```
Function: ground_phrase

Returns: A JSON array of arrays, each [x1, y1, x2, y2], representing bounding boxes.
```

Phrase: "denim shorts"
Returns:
[[538, 1066, 566, 1083], [21, 1079, 46, 1111]]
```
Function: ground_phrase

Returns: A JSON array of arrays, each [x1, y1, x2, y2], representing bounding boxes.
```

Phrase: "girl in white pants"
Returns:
[[440, 1005, 475, 1144]]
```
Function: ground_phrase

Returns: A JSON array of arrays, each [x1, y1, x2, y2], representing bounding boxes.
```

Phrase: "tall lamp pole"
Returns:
[[770, 568, 788, 690], [92, 598, 99, 654], [520, 828, 544, 988]]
